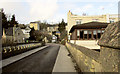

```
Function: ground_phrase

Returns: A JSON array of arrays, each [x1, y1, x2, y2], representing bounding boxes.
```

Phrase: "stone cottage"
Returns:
[[4, 26, 25, 43]]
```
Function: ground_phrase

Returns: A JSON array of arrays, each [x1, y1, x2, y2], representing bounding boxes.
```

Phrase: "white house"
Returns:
[[21, 26, 31, 39]]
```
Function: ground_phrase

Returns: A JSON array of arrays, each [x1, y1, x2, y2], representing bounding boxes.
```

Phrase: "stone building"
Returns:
[[21, 26, 31, 39], [69, 22, 109, 49], [47, 24, 60, 42], [47, 24, 58, 34], [69, 22, 109, 40], [67, 10, 118, 35], [29, 22, 40, 30], [4, 26, 25, 43], [47, 24, 60, 36]]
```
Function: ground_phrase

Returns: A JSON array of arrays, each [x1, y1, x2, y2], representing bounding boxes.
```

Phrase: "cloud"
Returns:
[[0, 1, 29, 23], [0, 0, 58, 24], [0, 0, 26, 2], [99, 6, 105, 10], [0, 0, 118, 24], [72, 4, 94, 15], [27, 0, 58, 21], [48, 13, 67, 24], [58, 0, 119, 2]]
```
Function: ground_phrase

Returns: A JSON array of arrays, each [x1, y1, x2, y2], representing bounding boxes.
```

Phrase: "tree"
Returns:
[[29, 27, 35, 40], [58, 19, 67, 41], [39, 21, 48, 31], [1, 9, 9, 35], [58, 19, 66, 32], [2, 10, 9, 29], [9, 14, 18, 27]]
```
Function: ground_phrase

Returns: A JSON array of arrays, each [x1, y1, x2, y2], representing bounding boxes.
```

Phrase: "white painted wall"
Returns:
[[70, 40, 100, 49]]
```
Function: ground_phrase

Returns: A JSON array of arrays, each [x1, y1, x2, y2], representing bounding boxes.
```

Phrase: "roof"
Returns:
[[48, 24, 58, 27], [69, 22, 109, 33], [5, 27, 13, 36], [98, 21, 120, 48], [25, 26, 31, 30], [56, 31, 60, 33], [30, 22, 38, 23]]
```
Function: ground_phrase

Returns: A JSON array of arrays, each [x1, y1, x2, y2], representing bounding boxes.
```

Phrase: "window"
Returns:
[[18, 33, 20, 35], [101, 30, 104, 35], [102, 30, 104, 33], [68, 35, 70, 40], [110, 19, 114, 23], [84, 30, 87, 39], [76, 20, 82, 25], [80, 30, 83, 39], [97, 30, 101, 39], [92, 19, 99, 22], [88, 30, 92, 39], [93, 30, 97, 39], [77, 30, 80, 40]]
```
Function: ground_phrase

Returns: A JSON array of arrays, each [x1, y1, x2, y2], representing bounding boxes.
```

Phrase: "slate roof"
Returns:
[[69, 22, 109, 33], [47, 24, 58, 27], [5, 27, 13, 36]]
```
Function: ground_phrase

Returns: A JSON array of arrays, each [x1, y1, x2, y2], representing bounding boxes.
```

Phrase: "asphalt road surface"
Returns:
[[2, 43, 60, 72]]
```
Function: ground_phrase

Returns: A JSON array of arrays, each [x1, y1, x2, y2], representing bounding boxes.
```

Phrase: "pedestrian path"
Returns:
[[52, 44, 77, 72]]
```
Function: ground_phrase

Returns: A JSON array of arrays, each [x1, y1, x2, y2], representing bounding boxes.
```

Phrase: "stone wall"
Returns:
[[2, 43, 44, 59], [66, 42, 120, 72], [70, 40, 100, 49], [66, 22, 120, 72], [99, 46, 120, 72], [98, 22, 120, 72], [66, 42, 101, 72]]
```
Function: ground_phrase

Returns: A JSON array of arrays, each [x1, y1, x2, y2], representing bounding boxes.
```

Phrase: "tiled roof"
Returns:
[[69, 22, 109, 33], [5, 27, 13, 36]]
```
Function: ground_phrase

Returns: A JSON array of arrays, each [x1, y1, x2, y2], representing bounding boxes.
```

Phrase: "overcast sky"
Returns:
[[0, 0, 119, 24]]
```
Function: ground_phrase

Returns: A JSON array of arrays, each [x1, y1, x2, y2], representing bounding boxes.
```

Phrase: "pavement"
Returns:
[[52, 44, 77, 73]]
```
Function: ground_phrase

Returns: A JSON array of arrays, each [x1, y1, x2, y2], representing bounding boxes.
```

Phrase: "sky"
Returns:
[[0, 0, 119, 24]]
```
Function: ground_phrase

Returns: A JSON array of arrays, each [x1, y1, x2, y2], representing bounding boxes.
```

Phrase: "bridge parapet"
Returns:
[[66, 42, 102, 72], [98, 21, 120, 72], [66, 21, 120, 72]]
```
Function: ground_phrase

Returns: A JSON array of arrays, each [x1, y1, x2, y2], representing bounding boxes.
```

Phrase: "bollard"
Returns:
[[17, 46, 20, 50], [21, 46, 23, 49], [13, 47, 16, 51], [3, 48, 7, 53], [24, 46, 26, 49], [9, 48, 12, 52]]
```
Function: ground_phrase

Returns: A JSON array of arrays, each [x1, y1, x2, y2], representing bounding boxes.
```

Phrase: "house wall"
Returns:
[[29, 23, 40, 30], [2, 27, 25, 44], [14, 27, 25, 43], [67, 11, 118, 34], [5, 36, 13, 43], [70, 28, 105, 42], [70, 40, 100, 49], [21, 29, 30, 39], [71, 29, 77, 40], [47, 26, 58, 32]]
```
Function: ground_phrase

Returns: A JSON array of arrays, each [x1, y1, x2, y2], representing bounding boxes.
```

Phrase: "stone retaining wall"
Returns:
[[66, 42, 101, 72]]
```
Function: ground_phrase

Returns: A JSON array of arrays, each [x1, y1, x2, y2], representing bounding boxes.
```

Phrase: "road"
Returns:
[[2, 43, 60, 72]]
